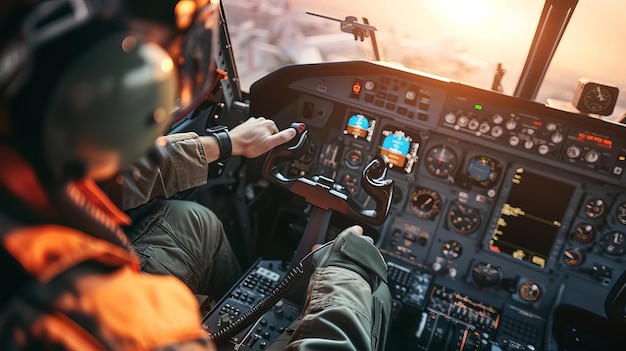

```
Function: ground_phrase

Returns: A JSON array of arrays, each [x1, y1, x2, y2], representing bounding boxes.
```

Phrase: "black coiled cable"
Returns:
[[208, 263, 306, 343]]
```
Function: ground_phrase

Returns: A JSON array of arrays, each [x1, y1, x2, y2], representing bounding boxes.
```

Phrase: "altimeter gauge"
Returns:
[[572, 79, 619, 116]]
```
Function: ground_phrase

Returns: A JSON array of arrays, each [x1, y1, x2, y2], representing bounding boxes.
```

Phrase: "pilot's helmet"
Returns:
[[0, 0, 221, 183]]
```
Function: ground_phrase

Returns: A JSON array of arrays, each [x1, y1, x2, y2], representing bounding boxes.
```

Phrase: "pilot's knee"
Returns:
[[162, 199, 224, 236]]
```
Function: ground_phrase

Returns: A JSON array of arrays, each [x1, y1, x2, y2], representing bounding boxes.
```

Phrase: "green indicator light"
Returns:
[[474, 104, 483, 110]]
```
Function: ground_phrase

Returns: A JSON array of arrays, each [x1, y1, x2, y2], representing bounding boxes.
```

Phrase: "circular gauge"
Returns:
[[599, 231, 626, 256], [340, 173, 359, 194], [442, 240, 463, 259], [425, 145, 458, 178], [584, 198, 606, 218], [344, 148, 364, 169], [447, 204, 481, 235], [518, 281, 542, 302], [572, 223, 595, 243], [466, 155, 502, 188], [471, 262, 501, 288], [617, 202, 626, 225], [409, 188, 442, 219], [562, 247, 585, 267], [577, 83, 618, 114]]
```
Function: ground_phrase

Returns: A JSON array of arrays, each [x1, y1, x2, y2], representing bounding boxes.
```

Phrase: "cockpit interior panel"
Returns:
[[230, 60, 626, 350]]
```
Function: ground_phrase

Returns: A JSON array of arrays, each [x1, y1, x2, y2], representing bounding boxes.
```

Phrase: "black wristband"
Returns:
[[212, 131, 232, 161], [206, 126, 232, 162]]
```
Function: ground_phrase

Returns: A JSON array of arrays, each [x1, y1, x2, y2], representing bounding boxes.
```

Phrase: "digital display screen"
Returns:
[[576, 132, 613, 150], [343, 113, 376, 142], [378, 126, 420, 174], [489, 168, 575, 268]]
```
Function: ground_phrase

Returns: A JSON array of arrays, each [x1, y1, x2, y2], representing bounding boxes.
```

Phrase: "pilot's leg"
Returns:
[[123, 198, 242, 300]]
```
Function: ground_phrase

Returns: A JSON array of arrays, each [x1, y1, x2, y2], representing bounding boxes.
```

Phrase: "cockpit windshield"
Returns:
[[223, 0, 626, 122]]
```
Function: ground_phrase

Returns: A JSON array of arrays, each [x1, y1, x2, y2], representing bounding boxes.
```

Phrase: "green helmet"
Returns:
[[0, 0, 221, 183]]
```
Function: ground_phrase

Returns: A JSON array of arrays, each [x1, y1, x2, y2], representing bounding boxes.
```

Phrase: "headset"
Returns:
[[0, 0, 221, 184]]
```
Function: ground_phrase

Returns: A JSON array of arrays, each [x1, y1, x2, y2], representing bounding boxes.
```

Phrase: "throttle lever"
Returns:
[[263, 122, 310, 182], [284, 122, 308, 148]]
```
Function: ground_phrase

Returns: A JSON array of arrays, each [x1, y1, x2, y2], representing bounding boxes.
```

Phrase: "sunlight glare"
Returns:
[[428, 0, 494, 23]]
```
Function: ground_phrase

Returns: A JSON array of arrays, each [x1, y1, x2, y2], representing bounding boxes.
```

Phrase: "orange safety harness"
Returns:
[[0, 147, 213, 350]]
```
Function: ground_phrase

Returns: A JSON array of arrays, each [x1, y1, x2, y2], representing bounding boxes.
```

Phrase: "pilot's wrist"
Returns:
[[211, 131, 232, 161], [205, 126, 232, 162], [229, 133, 243, 157]]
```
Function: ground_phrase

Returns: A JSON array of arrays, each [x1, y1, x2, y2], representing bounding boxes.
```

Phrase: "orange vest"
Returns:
[[0, 147, 216, 351]]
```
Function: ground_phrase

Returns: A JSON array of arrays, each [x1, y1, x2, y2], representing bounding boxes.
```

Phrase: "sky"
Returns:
[[226, 0, 626, 120]]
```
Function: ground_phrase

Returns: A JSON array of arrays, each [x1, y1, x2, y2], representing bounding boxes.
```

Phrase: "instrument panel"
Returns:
[[248, 60, 626, 349]]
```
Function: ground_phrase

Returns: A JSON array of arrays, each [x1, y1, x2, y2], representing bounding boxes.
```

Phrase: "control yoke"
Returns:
[[263, 123, 394, 226]]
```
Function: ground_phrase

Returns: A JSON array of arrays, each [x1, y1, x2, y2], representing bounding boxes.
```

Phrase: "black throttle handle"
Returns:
[[284, 122, 308, 148], [263, 122, 310, 182]]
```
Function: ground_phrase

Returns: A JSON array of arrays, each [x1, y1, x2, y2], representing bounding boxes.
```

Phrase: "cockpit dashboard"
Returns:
[[243, 60, 626, 350]]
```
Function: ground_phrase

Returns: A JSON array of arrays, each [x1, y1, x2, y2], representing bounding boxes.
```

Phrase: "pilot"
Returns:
[[0, 0, 391, 349]]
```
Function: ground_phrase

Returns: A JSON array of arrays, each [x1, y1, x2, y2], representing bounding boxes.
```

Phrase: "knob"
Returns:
[[585, 150, 600, 163], [457, 115, 469, 127], [524, 140, 534, 149], [538, 144, 550, 155], [551, 131, 564, 143], [566, 145, 581, 158], [273, 300, 284, 315], [509, 135, 520, 146], [491, 125, 503, 138], [479, 122, 491, 134], [468, 119, 480, 130], [492, 114, 504, 124], [444, 112, 457, 124], [447, 267, 458, 279], [562, 247, 585, 267], [505, 119, 517, 130]]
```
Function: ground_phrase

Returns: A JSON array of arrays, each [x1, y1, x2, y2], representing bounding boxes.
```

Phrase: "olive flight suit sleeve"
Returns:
[[109, 132, 210, 210], [268, 227, 392, 351], [280, 267, 381, 351]]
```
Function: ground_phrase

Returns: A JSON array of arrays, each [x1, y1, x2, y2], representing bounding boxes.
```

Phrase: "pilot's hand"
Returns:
[[311, 225, 388, 291], [230, 117, 296, 158]]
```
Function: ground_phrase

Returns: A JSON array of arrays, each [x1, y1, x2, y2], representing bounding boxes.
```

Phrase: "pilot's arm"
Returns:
[[269, 226, 392, 351], [108, 117, 295, 210]]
